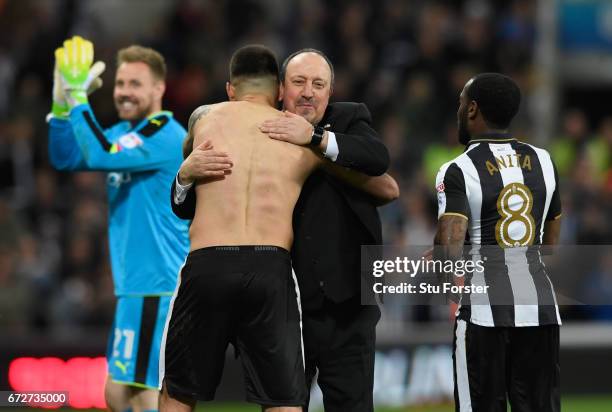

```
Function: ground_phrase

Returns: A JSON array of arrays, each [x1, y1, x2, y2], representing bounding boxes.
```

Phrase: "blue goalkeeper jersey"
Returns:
[[48, 103, 190, 296]]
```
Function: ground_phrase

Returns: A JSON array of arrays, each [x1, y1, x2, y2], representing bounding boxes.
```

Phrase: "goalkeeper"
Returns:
[[47, 36, 229, 412]]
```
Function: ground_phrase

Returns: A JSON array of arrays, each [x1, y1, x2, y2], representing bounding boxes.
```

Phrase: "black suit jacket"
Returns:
[[171, 102, 389, 311]]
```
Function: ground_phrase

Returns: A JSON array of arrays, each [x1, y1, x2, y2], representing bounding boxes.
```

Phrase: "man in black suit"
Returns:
[[171, 49, 395, 412]]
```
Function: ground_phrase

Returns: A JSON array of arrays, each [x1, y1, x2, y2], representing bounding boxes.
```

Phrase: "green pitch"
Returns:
[[190, 397, 612, 411], [11, 396, 612, 412]]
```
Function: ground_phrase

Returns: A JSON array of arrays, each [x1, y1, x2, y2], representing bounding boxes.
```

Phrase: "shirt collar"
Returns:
[[467, 132, 515, 146], [147, 110, 173, 119], [128, 110, 173, 130]]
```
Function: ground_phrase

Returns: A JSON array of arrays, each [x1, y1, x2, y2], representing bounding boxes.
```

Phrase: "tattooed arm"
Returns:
[[176, 105, 233, 185], [434, 214, 468, 260], [429, 162, 469, 293], [433, 162, 469, 259]]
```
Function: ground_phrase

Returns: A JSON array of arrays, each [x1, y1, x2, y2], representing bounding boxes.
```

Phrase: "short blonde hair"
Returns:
[[117, 45, 167, 81]]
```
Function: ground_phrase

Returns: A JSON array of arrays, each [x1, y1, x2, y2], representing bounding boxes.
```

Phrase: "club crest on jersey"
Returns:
[[117, 132, 144, 150], [436, 182, 445, 193]]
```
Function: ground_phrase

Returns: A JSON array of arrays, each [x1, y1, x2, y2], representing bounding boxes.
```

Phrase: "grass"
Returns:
[[189, 397, 612, 411], [10, 396, 612, 411]]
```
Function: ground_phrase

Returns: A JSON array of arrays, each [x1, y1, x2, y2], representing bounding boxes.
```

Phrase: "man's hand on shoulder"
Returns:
[[178, 140, 233, 185], [259, 110, 318, 146]]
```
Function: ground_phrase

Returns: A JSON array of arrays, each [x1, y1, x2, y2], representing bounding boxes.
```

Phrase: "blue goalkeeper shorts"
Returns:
[[106, 295, 172, 389]]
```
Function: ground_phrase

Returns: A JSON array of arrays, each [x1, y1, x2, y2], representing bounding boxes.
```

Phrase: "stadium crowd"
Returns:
[[0, 0, 610, 334]]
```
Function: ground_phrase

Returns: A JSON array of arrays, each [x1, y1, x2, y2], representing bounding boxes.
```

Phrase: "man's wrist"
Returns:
[[66, 89, 88, 108], [50, 101, 69, 120], [309, 126, 325, 148], [177, 170, 194, 187]]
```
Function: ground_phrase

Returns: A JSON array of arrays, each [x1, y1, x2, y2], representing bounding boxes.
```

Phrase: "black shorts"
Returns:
[[453, 319, 560, 412], [160, 246, 306, 406]]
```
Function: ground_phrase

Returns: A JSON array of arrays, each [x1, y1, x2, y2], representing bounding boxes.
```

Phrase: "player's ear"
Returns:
[[278, 82, 284, 102], [468, 100, 478, 120], [226, 82, 235, 101], [155, 81, 166, 100]]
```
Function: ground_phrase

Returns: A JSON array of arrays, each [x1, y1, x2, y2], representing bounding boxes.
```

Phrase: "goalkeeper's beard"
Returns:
[[115, 97, 154, 122]]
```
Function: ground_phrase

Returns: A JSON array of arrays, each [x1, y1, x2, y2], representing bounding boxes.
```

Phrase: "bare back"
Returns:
[[190, 101, 319, 250]]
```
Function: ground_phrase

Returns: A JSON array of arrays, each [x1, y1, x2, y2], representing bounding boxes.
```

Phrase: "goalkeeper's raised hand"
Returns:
[[55, 35, 106, 110], [50, 61, 70, 119]]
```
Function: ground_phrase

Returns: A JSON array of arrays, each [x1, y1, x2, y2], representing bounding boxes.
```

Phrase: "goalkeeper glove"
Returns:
[[50, 61, 105, 120], [50, 61, 69, 119], [55, 35, 106, 110]]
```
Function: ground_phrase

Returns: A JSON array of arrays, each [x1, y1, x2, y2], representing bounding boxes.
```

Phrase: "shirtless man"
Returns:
[[159, 46, 394, 412]]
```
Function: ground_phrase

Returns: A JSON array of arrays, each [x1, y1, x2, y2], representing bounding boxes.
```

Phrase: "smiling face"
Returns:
[[113, 62, 164, 121], [280, 52, 332, 126]]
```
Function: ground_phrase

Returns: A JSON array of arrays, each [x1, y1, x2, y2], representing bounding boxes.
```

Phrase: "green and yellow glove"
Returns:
[[49, 59, 105, 120], [54, 35, 106, 111], [51, 61, 70, 119]]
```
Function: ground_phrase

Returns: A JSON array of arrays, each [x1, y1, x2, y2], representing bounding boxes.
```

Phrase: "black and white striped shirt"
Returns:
[[436, 136, 562, 327]]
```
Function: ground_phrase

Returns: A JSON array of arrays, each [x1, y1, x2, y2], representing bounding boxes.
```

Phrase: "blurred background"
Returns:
[[0, 0, 611, 410]]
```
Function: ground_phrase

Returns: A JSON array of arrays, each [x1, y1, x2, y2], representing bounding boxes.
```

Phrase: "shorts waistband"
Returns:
[[188, 245, 290, 258]]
